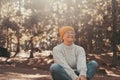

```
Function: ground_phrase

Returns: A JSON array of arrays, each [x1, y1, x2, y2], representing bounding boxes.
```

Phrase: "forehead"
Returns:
[[66, 30, 75, 32], [65, 30, 75, 35]]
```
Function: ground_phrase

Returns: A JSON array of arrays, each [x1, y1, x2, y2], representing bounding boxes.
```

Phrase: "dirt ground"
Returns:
[[0, 64, 120, 80], [0, 51, 120, 80], [0, 64, 50, 80]]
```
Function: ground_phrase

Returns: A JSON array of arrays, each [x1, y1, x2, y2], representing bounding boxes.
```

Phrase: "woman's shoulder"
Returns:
[[74, 44, 84, 50], [53, 43, 62, 50]]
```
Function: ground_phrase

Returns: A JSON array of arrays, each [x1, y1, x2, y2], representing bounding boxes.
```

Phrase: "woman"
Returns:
[[50, 26, 98, 80]]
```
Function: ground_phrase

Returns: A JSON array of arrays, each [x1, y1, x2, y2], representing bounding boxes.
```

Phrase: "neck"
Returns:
[[63, 41, 73, 46]]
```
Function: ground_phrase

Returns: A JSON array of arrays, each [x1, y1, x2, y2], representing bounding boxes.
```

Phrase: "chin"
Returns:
[[68, 39, 74, 42]]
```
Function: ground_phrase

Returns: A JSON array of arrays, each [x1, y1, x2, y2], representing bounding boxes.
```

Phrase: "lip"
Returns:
[[67, 36, 74, 38], [68, 35, 74, 37]]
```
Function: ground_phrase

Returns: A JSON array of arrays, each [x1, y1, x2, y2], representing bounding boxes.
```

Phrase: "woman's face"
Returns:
[[63, 30, 75, 43]]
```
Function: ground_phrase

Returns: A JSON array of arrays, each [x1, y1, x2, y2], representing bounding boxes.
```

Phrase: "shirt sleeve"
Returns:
[[52, 47, 78, 80], [76, 47, 87, 77]]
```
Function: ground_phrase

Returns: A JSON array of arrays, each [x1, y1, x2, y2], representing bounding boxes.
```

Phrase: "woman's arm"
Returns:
[[76, 47, 87, 77]]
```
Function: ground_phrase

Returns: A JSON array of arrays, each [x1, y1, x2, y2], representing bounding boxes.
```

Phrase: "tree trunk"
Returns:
[[13, 35, 20, 57], [111, 0, 118, 67], [29, 37, 34, 58]]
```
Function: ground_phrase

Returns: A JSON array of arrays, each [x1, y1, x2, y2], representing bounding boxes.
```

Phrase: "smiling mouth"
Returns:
[[67, 36, 74, 38]]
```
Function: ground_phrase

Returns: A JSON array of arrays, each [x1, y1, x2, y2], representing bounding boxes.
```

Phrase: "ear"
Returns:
[[62, 35, 65, 40]]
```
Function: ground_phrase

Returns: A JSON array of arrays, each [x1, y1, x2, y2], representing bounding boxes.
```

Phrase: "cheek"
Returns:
[[63, 35, 67, 40], [68, 35, 75, 38]]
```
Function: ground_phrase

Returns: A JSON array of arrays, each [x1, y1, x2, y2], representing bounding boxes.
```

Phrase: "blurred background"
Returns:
[[0, 0, 120, 67]]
